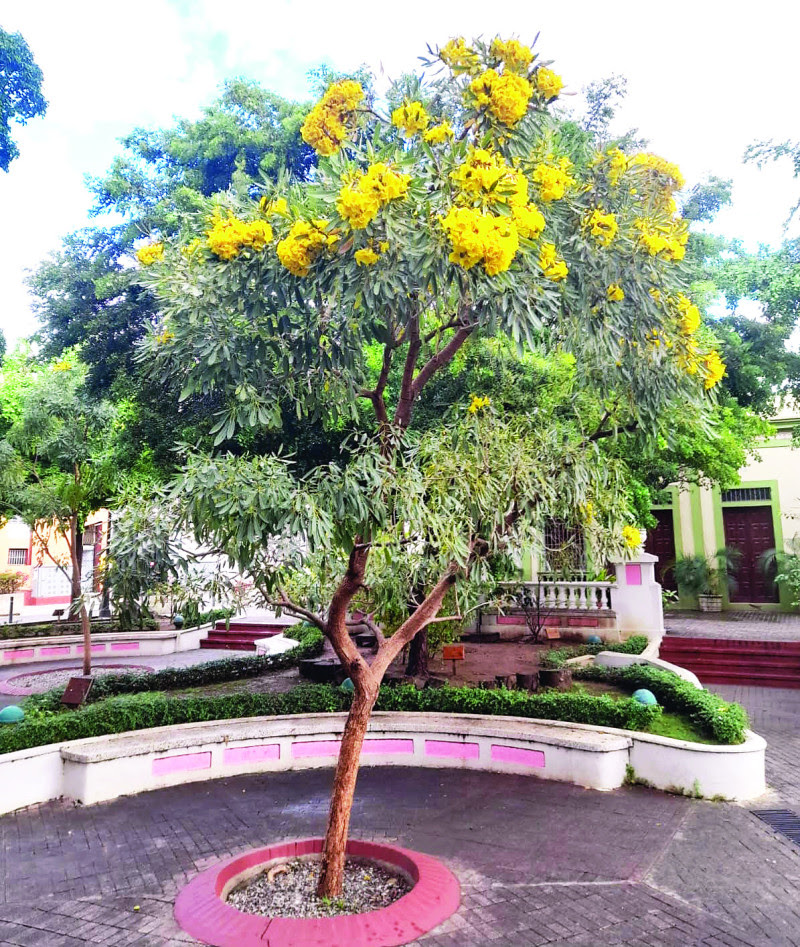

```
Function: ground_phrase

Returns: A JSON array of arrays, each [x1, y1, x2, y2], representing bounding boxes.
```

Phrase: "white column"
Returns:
[[609, 552, 664, 637]]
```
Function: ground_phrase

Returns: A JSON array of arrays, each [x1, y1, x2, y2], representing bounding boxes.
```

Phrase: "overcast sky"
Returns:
[[1, 0, 798, 348]]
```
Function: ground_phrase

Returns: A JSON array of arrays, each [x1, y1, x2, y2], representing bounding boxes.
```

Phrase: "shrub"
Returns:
[[0, 617, 160, 640], [540, 634, 649, 669], [572, 663, 748, 744]]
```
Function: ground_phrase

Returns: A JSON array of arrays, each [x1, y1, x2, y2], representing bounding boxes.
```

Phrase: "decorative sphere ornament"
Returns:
[[587, 635, 602, 644], [632, 689, 658, 706], [0, 705, 25, 724], [340, 677, 355, 693], [173, 613, 184, 629]]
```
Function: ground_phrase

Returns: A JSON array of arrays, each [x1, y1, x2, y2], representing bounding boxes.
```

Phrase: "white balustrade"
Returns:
[[506, 581, 613, 611]]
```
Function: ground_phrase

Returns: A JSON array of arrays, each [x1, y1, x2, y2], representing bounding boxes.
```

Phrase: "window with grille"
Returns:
[[82, 525, 101, 546], [542, 519, 586, 578], [721, 487, 771, 503], [7, 548, 28, 566]]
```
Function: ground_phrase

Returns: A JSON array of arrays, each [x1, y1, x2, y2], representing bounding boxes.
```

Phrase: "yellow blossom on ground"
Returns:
[[276, 219, 332, 276], [439, 37, 479, 74], [584, 208, 618, 247], [468, 394, 491, 414], [469, 70, 532, 126], [534, 67, 563, 100], [512, 203, 545, 239], [136, 242, 164, 266], [206, 217, 273, 260], [622, 525, 643, 549], [532, 161, 575, 202], [490, 38, 534, 73], [301, 80, 364, 156], [424, 121, 454, 145], [607, 284, 625, 302], [702, 350, 726, 389], [354, 247, 380, 266], [392, 101, 430, 137], [538, 242, 568, 281]]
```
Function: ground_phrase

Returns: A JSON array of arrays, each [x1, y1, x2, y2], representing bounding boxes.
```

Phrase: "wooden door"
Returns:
[[645, 509, 677, 591], [722, 506, 778, 603]]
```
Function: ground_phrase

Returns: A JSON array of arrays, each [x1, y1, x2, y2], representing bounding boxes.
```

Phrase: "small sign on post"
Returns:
[[442, 644, 465, 677], [61, 676, 93, 708], [544, 627, 561, 642]]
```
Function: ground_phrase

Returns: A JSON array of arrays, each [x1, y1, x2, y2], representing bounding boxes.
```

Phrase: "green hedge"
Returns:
[[540, 634, 649, 669], [573, 664, 748, 744], [0, 618, 160, 640], [3, 681, 663, 756], [26, 623, 325, 713]]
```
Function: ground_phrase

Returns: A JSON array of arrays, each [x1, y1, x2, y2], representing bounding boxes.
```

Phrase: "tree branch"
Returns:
[[411, 322, 476, 401], [267, 589, 326, 632], [393, 314, 421, 430]]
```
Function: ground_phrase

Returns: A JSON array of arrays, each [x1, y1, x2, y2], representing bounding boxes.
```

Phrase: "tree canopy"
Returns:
[[0, 28, 47, 171]]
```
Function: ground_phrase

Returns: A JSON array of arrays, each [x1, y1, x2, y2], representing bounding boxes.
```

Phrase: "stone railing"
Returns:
[[531, 581, 613, 611]]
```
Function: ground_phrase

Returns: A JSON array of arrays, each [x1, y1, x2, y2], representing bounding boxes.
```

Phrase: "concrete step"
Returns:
[[200, 636, 258, 651]]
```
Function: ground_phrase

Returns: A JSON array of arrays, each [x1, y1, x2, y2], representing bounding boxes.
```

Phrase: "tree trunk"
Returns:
[[316, 675, 378, 898], [69, 518, 91, 676], [405, 628, 429, 677]]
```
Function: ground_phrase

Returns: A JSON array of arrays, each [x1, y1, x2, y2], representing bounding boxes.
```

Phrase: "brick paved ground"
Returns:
[[0, 683, 798, 945], [665, 610, 800, 641]]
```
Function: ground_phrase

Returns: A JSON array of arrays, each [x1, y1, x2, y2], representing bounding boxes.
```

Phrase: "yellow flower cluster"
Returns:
[[674, 293, 701, 335], [596, 147, 628, 186], [52, 360, 73, 373], [534, 67, 563, 100], [450, 148, 527, 206], [136, 242, 164, 266], [607, 284, 625, 302], [584, 207, 618, 247], [532, 159, 575, 202], [512, 203, 546, 239], [468, 394, 491, 414], [702, 350, 726, 389], [469, 69, 532, 126], [301, 80, 364, 157], [424, 121, 454, 145], [580, 500, 595, 524], [622, 525, 642, 549], [439, 37, 479, 74], [182, 237, 204, 259], [276, 219, 336, 276], [259, 196, 289, 216], [635, 219, 687, 262], [355, 247, 380, 266], [156, 328, 175, 345], [440, 206, 519, 275], [538, 242, 568, 281], [490, 38, 534, 73], [336, 163, 410, 230], [392, 101, 430, 137], [206, 216, 273, 260], [629, 152, 685, 190]]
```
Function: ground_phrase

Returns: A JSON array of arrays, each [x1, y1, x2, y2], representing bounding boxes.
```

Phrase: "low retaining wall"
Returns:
[[0, 625, 207, 666], [0, 710, 766, 816], [594, 648, 703, 688]]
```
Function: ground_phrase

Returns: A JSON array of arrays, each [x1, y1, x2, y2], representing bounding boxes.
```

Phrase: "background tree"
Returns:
[[0, 357, 120, 674], [0, 27, 46, 171], [138, 34, 727, 896]]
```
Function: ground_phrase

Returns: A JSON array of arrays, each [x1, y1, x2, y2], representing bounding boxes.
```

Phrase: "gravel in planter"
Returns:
[[227, 857, 411, 918]]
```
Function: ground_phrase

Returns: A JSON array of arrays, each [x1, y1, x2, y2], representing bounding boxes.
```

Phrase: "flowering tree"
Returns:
[[138, 35, 725, 896]]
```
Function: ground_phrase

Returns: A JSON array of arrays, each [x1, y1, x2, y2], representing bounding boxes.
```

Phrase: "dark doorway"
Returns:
[[645, 509, 677, 591], [722, 505, 779, 603]]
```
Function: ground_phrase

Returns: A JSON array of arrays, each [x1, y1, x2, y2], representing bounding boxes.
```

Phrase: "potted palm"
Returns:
[[672, 549, 739, 612]]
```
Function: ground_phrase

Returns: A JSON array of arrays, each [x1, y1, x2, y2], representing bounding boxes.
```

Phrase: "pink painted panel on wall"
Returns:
[[625, 564, 642, 586], [223, 744, 280, 765], [497, 615, 522, 625], [425, 740, 480, 760], [490, 744, 545, 768], [111, 642, 140, 651], [292, 740, 341, 758], [75, 644, 106, 653], [4, 649, 34, 660], [152, 752, 212, 776], [362, 739, 414, 755], [40, 646, 71, 656]]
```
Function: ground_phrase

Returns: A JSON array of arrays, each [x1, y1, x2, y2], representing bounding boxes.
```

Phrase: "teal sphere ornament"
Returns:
[[340, 677, 355, 693], [173, 613, 184, 629], [0, 705, 25, 724], [587, 635, 602, 644], [632, 689, 658, 706]]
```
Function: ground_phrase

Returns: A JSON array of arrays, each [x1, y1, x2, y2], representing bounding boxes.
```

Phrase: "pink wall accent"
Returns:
[[292, 740, 341, 758], [4, 649, 34, 660], [152, 752, 212, 776], [497, 615, 522, 625], [223, 744, 280, 765], [111, 642, 140, 651], [425, 740, 480, 760], [40, 646, 71, 656], [491, 744, 545, 768], [27, 595, 71, 606], [569, 617, 599, 627], [361, 739, 414, 755], [75, 644, 106, 653], [625, 564, 642, 586]]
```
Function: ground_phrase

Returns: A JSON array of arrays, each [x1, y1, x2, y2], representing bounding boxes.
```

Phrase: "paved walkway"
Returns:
[[0, 682, 797, 945], [665, 609, 800, 641]]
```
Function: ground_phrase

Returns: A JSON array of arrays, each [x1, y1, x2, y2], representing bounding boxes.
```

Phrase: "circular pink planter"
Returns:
[[174, 838, 460, 947]]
